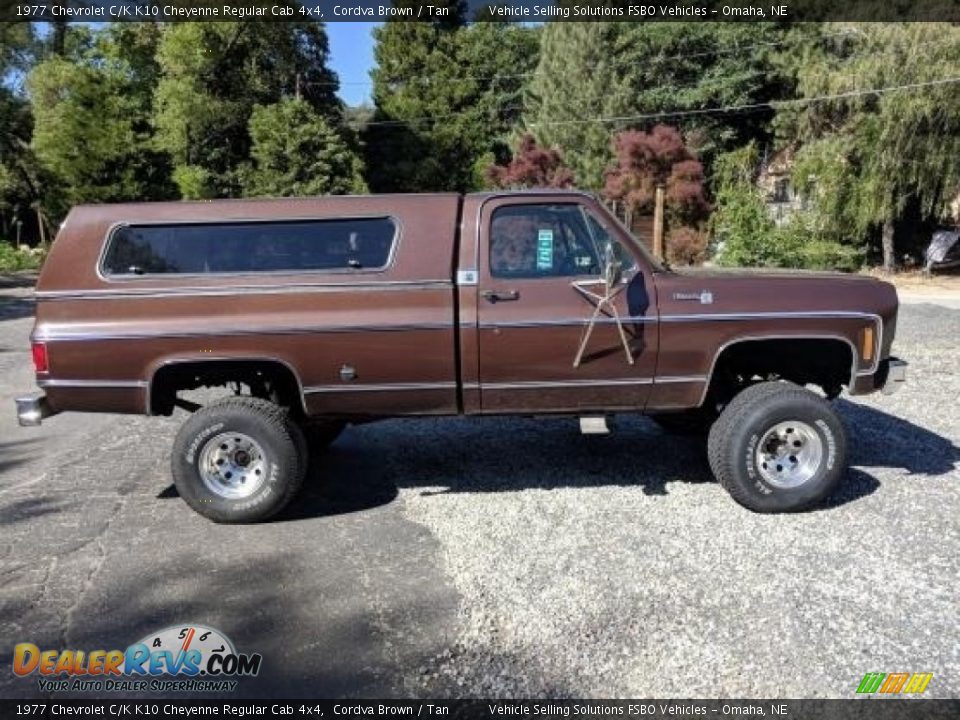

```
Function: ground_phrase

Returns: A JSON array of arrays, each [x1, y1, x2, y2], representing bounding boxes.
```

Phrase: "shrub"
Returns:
[[0, 241, 46, 272], [666, 226, 708, 266], [710, 145, 864, 272]]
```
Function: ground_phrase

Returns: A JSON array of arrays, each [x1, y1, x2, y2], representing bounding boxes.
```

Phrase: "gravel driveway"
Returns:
[[0, 279, 957, 699]]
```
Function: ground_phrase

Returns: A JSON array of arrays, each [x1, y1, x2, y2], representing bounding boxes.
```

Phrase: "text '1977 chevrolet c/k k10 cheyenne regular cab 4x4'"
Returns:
[[15, 191, 906, 521]]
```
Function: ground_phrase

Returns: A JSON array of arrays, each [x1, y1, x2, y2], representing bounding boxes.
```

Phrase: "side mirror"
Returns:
[[603, 242, 622, 288]]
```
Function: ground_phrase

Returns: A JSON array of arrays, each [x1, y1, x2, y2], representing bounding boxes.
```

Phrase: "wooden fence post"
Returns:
[[653, 185, 665, 261]]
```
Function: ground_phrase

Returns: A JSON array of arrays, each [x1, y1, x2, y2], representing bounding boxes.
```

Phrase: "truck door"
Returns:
[[474, 196, 659, 413]]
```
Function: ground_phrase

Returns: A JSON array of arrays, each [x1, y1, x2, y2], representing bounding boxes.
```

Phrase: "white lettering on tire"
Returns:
[[815, 419, 837, 470], [745, 434, 759, 479], [186, 423, 224, 464]]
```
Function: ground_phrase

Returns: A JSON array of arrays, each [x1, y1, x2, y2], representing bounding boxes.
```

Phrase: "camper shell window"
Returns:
[[101, 217, 398, 276]]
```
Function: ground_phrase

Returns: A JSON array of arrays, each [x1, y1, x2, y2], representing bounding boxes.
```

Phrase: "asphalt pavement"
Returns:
[[0, 277, 957, 699]]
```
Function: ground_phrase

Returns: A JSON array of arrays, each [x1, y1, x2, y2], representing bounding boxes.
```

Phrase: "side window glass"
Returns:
[[583, 209, 637, 272], [101, 218, 397, 276], [490, 204, 602, 279]]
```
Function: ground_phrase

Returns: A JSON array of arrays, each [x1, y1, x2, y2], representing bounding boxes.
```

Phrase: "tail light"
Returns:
[[31, 342, 49, 374]]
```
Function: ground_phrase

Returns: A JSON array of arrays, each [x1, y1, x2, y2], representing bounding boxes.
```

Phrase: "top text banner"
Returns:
[[2, 0, 959, 22]]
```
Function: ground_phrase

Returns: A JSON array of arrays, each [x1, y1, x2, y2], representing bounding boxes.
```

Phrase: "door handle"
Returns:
[[482, 289, 520, 303]]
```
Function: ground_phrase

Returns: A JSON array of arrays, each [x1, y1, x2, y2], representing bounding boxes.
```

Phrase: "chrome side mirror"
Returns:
[[603, 242, 622, 289]]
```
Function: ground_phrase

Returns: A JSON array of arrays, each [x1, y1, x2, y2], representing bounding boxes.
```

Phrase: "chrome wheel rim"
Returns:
[[198, 432, 267, 499], [755, 420, 823, 489]]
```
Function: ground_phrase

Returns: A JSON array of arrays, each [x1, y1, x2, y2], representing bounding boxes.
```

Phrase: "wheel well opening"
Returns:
[[150, 360, 304, 417], [705, 338, 854, 408]]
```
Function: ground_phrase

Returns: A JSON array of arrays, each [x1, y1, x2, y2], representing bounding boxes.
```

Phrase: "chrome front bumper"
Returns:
[[881, 358, 908, 396], [15, 394, 57, 427]]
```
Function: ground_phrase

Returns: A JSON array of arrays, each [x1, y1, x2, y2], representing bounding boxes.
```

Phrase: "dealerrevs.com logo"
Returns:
[[856, 672, 934, 695], [13, 624, 262, 693]]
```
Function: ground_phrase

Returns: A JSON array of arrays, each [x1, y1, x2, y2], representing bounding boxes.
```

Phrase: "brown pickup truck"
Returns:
[[15, 191, 906, 521]]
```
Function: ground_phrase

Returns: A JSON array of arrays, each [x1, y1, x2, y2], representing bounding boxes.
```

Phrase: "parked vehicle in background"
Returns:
[[924, 229, 960, 273], [16, 191, 906, 521]]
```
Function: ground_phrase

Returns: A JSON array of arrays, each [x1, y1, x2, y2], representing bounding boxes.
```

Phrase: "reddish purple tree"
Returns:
[[603, 125, 710, 224], [486, 134, 575, 189]]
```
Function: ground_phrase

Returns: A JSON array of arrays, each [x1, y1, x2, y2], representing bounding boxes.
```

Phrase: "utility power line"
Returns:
[[352, 75, 960, 130], [527, 76, 960, 128]]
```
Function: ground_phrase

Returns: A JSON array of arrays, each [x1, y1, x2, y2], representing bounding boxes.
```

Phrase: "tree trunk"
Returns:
[[52, 20, 68, 57], [36, 207, 48, 249], [881, 219, 896, 272]]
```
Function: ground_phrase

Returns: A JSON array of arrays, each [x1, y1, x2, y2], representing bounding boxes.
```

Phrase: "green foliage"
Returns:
[[525, 21, 797, 190], [365, 9, 538, 192], [154, 22, 341, 199], [711, 145, 777, 265], [0, 241, 45, 272], [614, 22, 795, 164], [711, 145, 862, 271], [27, 24, 176, 220], [775, 23, 960, 263], [524, 20, 627, 190], [0, 89, 38, 213], [246, 99, 365, 197], [0, 22, 37, 77]]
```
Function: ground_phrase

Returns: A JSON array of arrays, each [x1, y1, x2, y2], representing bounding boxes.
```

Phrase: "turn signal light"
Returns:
[[31, 342, 49, 374], [861, 327, 875, 362]]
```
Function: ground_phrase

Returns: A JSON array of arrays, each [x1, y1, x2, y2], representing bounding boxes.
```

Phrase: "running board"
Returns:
[[579, 416, 610, 435]]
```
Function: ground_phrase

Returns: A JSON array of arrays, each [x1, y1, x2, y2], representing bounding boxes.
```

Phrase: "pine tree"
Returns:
[[779, 23, 960, 269], [246, 99, 365, 197], [364, 6, 537, 192], [523, 21, 629, 190], [615, 23, 794, 163], [27, 23, 175, 221], [153, 22, 341, 199]]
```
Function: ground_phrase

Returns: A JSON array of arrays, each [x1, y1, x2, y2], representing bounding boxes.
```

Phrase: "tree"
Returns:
[[27, 24, 175, 222], [246, 99, 365, 197], [153, 21, 341, 199], [0, 22, 37, 78], [486, 133, 574, 189], [710, 144, 779, 266], [365, 7, 538, 192], [711, 144, 861, 271], [0, 23, 39, 241], [614, 23, 799, 165], [603, 125, 709, 227], [777, 23, 960, 270], [523, 20, 628, 190]]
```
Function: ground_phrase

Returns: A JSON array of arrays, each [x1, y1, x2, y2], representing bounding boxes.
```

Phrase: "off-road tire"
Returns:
[[171, 397, 307, 523], [707, 382, 847, 513]]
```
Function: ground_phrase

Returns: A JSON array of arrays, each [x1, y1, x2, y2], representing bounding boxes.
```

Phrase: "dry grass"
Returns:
[[860, 268, 960, 296]]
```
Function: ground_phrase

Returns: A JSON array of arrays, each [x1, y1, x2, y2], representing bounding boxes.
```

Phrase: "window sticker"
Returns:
[[537, 229, 554, 270]]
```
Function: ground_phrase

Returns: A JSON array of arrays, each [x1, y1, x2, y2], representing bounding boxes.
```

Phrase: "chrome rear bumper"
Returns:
[[15, 394, 57, 427]]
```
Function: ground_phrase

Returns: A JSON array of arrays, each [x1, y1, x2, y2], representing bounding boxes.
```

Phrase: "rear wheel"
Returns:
[[171, 397, 306, 523], [707, 382, 847, 512]]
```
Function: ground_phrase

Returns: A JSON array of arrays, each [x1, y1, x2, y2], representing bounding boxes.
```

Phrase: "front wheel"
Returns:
[[171, 397, 306, 523], [707, 382, 847, 513]]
